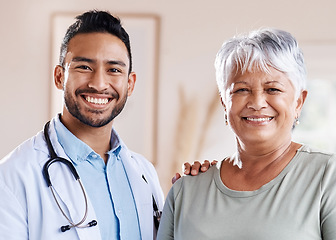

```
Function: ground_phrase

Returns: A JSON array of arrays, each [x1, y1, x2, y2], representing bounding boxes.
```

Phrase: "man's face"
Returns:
[[54, 32, 136, 128]]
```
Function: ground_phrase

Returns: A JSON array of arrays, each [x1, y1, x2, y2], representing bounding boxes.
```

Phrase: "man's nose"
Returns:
[[88, 69, 109, 91]]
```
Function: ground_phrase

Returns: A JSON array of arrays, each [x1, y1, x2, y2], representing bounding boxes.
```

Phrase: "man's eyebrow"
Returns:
[[72, 57, 95, 63], [106, 60, 127, 67], [71, 57, 126, 67]]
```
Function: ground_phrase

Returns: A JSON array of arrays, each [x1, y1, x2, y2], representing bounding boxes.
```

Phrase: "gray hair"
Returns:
[[215, 28, 307, 99]]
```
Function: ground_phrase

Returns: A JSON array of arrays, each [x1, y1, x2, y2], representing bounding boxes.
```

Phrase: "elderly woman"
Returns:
[[157, 28, 336, 239]]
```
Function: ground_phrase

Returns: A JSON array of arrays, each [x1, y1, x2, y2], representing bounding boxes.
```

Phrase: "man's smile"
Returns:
[[84, 96, 110, 105]]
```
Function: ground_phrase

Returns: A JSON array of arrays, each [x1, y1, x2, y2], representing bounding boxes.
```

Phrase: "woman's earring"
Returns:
[[295, 118, 300, 125], [224, 112, 228, 126]]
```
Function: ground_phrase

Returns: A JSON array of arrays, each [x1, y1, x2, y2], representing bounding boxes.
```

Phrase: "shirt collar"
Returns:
[[54, 115, 122, 164], [108, 129, 122, 158]]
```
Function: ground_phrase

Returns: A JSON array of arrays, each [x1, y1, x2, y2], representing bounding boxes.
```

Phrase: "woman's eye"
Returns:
[[234, 88, 249, 93], [267, 88, 281, 94]]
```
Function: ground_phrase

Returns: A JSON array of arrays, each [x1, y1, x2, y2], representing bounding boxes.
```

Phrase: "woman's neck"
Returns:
[[236, 140, 296, 172], [221, 140, 301, 191]]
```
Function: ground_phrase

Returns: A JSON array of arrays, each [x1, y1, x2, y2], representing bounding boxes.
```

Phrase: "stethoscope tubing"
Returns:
[[43, 121, 97, 232], [42, 120, 159, 232], [48, 174, 89, 228]]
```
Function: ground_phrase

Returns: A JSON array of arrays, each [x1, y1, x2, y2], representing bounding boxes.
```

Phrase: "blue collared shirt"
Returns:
[[54, 117, 141, 240]]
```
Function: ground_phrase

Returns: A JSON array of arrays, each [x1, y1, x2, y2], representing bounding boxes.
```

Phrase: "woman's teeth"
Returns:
[[245, 117, 273, 122]]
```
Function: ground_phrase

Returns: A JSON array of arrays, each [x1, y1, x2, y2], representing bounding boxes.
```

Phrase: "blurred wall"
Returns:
[[1, 0, 336, 195]]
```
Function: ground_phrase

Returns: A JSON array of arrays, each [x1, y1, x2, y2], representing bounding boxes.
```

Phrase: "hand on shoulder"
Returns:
[[172, 160, 218, 184]]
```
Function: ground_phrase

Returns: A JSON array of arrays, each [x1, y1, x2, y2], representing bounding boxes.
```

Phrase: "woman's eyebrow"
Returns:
[[233, 81, 248, 85], [265, 80, 285, 86]]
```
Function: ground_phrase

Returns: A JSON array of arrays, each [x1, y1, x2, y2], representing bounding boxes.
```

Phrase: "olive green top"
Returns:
[[157, 145, 336, 240]]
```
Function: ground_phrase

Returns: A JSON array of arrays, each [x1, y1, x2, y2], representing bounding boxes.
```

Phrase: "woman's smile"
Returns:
[[224, 67, 300, 145], [242, 116, 274, 125]]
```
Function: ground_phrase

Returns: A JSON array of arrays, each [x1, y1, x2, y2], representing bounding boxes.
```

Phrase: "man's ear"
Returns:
[[54, 65, 65, 90], [295, 90, 308, 116], [127, 72, 137, 97]]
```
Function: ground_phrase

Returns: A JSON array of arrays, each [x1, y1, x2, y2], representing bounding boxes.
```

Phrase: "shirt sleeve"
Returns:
[[320, 155, 336, 239], [156, 179, 183, 240]]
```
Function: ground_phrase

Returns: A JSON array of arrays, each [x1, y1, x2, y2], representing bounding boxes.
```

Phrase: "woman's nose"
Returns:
[[246, 91, 267, 110]]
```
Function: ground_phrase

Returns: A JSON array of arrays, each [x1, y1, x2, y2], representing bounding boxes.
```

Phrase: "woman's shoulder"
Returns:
[[295, 144, 336, 177], [170, 164, 220, 197], [297, 145, 336, 163], [183, 163, 219, 182]]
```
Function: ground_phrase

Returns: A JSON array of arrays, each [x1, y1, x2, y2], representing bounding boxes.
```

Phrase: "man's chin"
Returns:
[[78, 116, 113, 128]]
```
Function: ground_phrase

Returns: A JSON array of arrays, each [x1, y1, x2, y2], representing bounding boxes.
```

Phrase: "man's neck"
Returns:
[[60, 114, 113, 163]]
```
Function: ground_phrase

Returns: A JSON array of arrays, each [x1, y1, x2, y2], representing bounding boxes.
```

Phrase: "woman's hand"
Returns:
[[172, 160, 218, 184]]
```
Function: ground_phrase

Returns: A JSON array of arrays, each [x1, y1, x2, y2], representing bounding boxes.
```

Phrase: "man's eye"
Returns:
[[109, 68, 121, 73], [75, 65, 91, 70]]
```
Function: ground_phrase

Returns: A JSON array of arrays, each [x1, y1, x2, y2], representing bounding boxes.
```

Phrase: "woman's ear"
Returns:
[[220, 96, 229, 125], [295, 90, 308, 116], [54, 65, 65, 90], [220, 95, 226, 110]]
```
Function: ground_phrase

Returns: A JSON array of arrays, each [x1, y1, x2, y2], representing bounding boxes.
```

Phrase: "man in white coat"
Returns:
[[0, 10, 164, 240]]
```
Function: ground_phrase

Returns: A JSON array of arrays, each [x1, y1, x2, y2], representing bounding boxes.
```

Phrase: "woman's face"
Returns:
[[223, 67, 307, 147]]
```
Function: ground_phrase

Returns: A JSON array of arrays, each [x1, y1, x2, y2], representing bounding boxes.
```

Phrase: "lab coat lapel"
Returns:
[[119, 149, 153, 240]]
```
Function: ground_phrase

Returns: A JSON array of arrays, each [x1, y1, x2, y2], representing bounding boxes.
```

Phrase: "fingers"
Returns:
[[190, 161, 201, 175], [183, 161, 201, 175], [181, 160, 218, 177], [200, 160, 211, 172], [172, 173, 181, 184], [210, 160, 218, 166], [183, 162, 192, 175]]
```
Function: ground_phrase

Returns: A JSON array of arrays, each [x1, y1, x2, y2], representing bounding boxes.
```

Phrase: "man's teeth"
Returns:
[[86, 96, 108, 105], [246, 117, 272, 122]]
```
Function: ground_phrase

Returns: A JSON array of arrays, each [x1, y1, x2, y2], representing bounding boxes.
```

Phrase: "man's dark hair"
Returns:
[[59, 10, 132, 73]]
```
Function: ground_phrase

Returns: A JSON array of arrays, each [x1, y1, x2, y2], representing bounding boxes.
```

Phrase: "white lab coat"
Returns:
[[0, 118, 164, 240]]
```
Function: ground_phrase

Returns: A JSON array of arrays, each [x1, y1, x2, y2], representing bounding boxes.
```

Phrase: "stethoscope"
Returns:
[[42, 121, 161, 233], [43, 121, 97, 232]]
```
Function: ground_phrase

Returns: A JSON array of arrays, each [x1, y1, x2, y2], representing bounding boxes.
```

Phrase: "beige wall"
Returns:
[[1, 0, 336, 195]]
